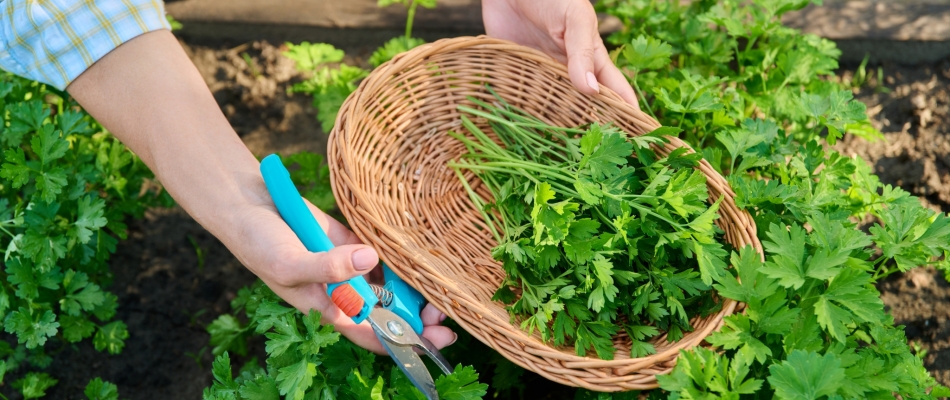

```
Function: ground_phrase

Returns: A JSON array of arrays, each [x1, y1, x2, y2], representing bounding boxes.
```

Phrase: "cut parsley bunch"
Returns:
[[449, 92, 728, 359]]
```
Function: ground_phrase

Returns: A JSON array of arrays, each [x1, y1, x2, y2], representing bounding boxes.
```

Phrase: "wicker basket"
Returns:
[[328, 36, 762, 391]]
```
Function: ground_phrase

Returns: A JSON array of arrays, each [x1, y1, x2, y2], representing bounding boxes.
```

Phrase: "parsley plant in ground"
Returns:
[[0, 73, 170, 399], [589, 0, 950, 397], [449, 94, 728, 359], [204, 282, 487, 400], [284, 0, 430, 133]]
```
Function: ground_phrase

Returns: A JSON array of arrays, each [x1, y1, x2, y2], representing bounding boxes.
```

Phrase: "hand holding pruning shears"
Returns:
[[260, 155, 452, 398], [234, 159, 457, 356]]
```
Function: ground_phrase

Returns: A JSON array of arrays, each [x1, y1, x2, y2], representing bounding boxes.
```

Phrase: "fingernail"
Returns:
[[352, 248, 378, 270], [586, 71, 600, 93], [449, 332, 458, 346], [439, 312, 448, 323]]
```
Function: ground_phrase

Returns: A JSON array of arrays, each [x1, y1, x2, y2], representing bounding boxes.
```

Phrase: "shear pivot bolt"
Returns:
[[387, 320, 405, 337]]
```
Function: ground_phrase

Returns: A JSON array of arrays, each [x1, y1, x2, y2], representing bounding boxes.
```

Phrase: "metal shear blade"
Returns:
[[367, 308, 452, 400]]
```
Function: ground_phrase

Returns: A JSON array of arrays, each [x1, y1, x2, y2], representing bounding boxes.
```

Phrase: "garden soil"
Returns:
[[7, 37, 950, 398]]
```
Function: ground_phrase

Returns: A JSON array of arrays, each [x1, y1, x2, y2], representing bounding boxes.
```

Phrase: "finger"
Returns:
[[275, 243, 378, 286], [421, 325, 458, 349], [563, 4, 602, 97], [421, 303, 447, 326], [594, 47, 640, 108]]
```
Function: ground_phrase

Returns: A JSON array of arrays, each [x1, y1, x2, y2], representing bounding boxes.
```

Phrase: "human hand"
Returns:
[[231, 196, 458, 354], [482, 0, 639, 108]]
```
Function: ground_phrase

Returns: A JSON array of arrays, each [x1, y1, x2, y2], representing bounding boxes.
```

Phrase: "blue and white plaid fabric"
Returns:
[[0, 0, 170, 90]]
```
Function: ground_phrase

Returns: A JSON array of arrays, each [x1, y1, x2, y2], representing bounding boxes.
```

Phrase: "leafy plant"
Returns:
[[0, 73, 169, 396], [284, 43, 369, 133], [204, 0, 950, 396], [449, 96, 726, 359], [285, 0, 433, 132], [593, 0, 950, 397], [280, 152, 336, 212], [84, 377, 119, 400], [13, 372, 56, 399], [203, 283, 487, 400]]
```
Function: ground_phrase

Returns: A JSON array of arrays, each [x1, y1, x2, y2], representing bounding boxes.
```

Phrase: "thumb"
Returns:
[[563, 6, 601, 97], [279, 244, 379, 286]]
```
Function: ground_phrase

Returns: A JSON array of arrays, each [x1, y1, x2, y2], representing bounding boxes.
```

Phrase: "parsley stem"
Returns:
[[628, 69, 660, 121], [457, 106, 587, 134], [464, 160, 575, 184], [450, 163, 502, 243], [405, 0, 417, 39]]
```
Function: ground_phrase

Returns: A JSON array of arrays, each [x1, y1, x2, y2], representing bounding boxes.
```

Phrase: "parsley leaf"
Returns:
[[435, 365, 489, 400], [13, 372, 57, 400], [621, 35, 673, 70], [4, 308, 59, 349], [84, 377, 119, 400], [768, 350, 844, 400], [93, 321, 128, 354]]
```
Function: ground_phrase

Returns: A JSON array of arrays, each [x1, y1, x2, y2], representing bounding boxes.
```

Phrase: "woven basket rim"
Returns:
[[328, 35, 763, 392]]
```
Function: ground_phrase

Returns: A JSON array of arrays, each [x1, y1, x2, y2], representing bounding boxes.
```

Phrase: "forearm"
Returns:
[[66, 30, 265, 246], [60, 28, 455, 352]]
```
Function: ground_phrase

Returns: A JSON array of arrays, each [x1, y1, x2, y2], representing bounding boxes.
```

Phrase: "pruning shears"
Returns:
[[260, 154, 453, 400]]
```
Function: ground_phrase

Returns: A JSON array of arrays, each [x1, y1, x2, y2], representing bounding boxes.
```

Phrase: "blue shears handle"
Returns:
[[259, 154, 425, 333]]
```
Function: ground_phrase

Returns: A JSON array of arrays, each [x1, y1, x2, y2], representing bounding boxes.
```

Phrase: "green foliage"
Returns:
[[450, 96, 726, 359], [369, 36, 426, 67], [279, 152, 336, 211], [0, 73, 169, 393], [84, 377, 119, 400], [284, 0, 433, 132], [13, 372, 56, 399], [655, 346, 762, 398], [593, 0, 950, 397], [284, 43, 369, 133], [203, 283, 487, 400]]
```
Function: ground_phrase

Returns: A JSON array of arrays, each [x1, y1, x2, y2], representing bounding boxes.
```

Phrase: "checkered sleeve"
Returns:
[[0, 0, 172, 90]]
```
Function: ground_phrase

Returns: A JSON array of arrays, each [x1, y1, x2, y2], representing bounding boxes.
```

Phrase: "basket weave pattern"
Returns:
[[328, 36, 763, 391]]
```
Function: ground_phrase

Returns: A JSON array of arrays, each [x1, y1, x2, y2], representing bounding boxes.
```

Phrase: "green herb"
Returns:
[[203, 283, 488, 400], [284, 0, 434, 132], [84, 377, 119, 400], [369, 36, 426, 67], [283, 43, 369, 133], [13, 372, 56, 399], [0, 73, 168, 393], [280, 152, 336, 211], [594, 0, 950, 396], [448, 93, 727, 359]]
